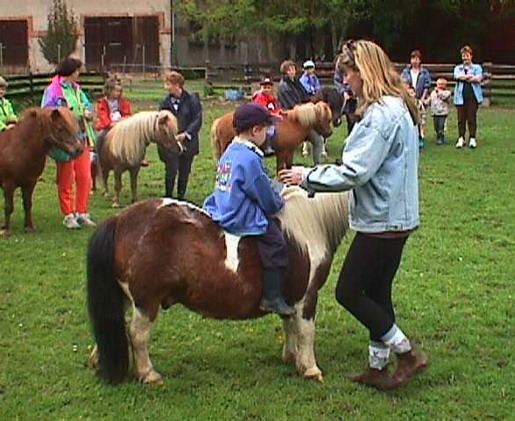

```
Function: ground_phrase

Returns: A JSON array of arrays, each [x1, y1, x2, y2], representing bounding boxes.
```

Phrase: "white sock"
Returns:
[[381, 324, 412, 354], [369, 341, 390, 370]]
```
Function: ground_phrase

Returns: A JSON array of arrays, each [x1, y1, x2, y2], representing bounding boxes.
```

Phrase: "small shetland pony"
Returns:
[[98, 110, 180, 207], [211, 102, 333, 172], [313, 87, 346, 128], [87, 186, 349, 385], [0, 107, 82, 237]]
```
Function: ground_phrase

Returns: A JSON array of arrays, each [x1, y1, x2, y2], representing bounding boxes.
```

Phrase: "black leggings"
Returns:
[[335, 232, 408, 341]]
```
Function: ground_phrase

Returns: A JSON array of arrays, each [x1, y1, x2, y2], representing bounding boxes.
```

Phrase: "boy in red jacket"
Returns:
[[252, 77, 282, 155]]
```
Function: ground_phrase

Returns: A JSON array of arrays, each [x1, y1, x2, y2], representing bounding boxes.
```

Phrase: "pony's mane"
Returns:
[[278, 185, 349, 263], [21, 107, 78, 134], [106, 110, 175, 166], [286, 102, 331, 128], [286, 103, 317, 127]]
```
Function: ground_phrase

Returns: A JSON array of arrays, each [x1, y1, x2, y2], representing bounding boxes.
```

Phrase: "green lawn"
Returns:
[[0, 90, 513, 420]]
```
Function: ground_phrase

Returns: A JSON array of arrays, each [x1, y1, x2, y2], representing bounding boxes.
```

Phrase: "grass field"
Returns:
[[1, 85, 514, 420]]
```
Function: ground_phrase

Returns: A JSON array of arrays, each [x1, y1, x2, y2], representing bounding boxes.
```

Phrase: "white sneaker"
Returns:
[[469, 138, 477, 149], [63, 214, 81, 229], [455, 137, 465, 148], [76, 213, 97, 227]]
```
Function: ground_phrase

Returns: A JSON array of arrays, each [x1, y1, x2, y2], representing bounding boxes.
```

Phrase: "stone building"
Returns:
[[0, 0, 274, 73]]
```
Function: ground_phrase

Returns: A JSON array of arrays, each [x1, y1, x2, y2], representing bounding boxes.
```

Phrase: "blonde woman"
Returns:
[[279, 39, 428, 391]]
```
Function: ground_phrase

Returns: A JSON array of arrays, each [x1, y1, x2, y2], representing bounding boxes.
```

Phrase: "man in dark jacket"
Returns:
[[158, 71, 203, 200], [277, 60, 325, 164]]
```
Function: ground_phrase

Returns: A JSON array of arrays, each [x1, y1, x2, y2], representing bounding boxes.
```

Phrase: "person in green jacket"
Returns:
[[0, 76, 18, 132]]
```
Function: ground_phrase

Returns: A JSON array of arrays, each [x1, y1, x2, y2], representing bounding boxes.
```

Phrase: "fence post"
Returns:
[[244, 63, 252, 95], [205, 60, 211, 84], [29, 72, 34, 101], [482, 62, 492, 107]]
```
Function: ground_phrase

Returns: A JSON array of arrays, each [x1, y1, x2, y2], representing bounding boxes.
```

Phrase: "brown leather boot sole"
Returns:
[[349, 367, 390, 390], [382, 351, 429, 390]]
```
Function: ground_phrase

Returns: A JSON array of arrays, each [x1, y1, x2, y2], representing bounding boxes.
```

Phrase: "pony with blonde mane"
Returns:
[[98, 110, 180, 207], [211, 101, 333, 172], [86, 186, 349, 385]]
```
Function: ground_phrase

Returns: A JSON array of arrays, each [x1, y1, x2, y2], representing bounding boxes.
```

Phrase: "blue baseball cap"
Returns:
[[233, 103, 278, 132]]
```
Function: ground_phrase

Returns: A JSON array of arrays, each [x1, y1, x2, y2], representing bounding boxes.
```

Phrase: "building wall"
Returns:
[[0, 0, 278, 73]]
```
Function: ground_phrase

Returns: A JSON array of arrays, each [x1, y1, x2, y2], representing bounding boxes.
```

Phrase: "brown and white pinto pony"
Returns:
[[210, 102, 333, 172], [87, 186, 349, 384], [97, 110, 180, 207], [0, 107, 82, 237]]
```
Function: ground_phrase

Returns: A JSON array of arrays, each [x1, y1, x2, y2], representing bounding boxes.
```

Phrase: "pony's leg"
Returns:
[[128, 306, 163, 384], [289, 311, 323, 382], [112, 171, 122, 208], [21, 183, 37, 233], [102, 168, 110, 197], [1, 184, 15, 237], [282, 316, 299, 365], [129, 167, 141, 203]]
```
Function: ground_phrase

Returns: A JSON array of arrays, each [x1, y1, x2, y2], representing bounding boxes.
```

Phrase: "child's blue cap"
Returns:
[[233, 103, 278, 132]]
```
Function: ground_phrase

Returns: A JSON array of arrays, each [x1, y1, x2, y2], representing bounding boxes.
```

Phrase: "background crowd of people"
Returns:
[[0, 43, 485, 232]]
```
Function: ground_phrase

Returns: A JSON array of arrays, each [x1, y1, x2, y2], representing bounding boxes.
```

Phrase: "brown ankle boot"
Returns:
[[349, 367, 390, 390], [384, 348, 428, 390]]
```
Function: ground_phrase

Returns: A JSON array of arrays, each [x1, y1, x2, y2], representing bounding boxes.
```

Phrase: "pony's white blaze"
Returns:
[[223, 232, 241, 273]]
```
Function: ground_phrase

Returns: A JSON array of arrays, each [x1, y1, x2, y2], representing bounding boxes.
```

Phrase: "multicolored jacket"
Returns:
[[41, 75, 95, 145], [0, 97, 18, 131]]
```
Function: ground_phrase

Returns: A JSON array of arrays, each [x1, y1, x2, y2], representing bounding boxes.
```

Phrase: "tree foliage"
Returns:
[[178, 0, 515, 62], [38, 0, 78, 65]]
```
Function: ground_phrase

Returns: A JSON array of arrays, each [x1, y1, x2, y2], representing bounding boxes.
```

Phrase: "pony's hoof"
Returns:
[[1, 228, 11, 238], [24, 226, 37, 234], [86, 346, 99, 369], [303, 367, 324, 383], [139, 370, 164, 385], [111, 202, 121, 209]]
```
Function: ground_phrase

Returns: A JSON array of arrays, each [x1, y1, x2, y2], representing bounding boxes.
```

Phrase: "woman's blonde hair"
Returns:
[[336, 39, 419, 124]]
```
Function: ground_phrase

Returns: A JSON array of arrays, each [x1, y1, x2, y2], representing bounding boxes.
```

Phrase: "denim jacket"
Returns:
[[302, 96, 420, 233], [453, 63, 483, 105]]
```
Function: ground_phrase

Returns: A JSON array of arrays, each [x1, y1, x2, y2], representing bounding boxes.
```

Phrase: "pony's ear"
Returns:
[[50, 108, 62, 121], [157, 112, 169, 126], [26, 108, 38, 118]]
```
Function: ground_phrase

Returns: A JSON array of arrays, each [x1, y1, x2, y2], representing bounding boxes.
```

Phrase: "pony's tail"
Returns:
[[87, 217, 129, 384], [210, 117, 223, 160]]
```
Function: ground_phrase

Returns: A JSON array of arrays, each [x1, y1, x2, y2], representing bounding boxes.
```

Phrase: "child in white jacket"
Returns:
[[428, 78, 452, 145]]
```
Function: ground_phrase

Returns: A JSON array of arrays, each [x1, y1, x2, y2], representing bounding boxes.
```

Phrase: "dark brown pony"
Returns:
[[211, 102, 333, 172], [98, 110, 180, 207], [0, 107, 82, 237], [87, 186, 349, 385]]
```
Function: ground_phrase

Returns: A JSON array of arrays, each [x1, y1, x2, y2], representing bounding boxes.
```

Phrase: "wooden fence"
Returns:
[[4, 72, 107, 103], [5, 63, 514, 106], [203, 62, 515, 106]]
